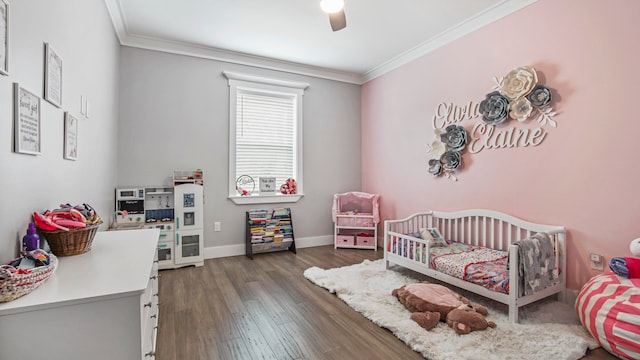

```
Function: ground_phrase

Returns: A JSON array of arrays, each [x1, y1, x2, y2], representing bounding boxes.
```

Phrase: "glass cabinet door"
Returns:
[[156, 241, 174, 269], [175, 229, 203, 265]]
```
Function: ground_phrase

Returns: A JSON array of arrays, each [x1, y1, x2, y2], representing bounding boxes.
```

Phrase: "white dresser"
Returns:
[[0, 229, 160, 360]]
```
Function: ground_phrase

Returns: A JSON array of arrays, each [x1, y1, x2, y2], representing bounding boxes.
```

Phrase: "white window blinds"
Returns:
[[225, 71, 307, 203], [235, 89, 297, 188]]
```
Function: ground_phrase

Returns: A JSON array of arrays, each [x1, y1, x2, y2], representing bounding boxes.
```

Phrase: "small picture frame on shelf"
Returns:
[[13, 83, 41, 155], [235, 175, 255, 196], [44, 42, 62, 107], [0, 0, 8, 76], [259, 177, 276, 194], [64, 112, 78, 160]]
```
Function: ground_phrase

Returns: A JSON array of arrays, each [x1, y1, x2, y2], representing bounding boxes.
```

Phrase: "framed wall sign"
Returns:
[[259, 177, 276, 193], [44, 42, 62, 107], [14, 83, 41, 155], [64, 112, 78, 160], [0, 0, 8, 76]]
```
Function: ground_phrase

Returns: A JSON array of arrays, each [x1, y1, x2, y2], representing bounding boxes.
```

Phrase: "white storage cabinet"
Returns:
[[0, 229, 160, 360]]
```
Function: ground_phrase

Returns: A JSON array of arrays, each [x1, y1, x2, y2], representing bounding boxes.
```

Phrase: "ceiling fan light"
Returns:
[[320, 0, 344, 14]]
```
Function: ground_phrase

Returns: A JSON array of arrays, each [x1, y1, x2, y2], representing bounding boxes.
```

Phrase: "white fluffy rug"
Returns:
[[303, 259, 599, 360]]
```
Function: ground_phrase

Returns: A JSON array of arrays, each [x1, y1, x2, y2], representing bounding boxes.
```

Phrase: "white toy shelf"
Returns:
[[332, 192, 380, 251]]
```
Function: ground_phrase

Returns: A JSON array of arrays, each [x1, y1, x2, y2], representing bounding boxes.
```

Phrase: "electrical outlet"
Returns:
[[590, 253, 604, 271], [214, 221, 221, 232]]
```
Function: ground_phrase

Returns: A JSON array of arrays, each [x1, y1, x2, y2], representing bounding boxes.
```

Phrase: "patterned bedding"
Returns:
[[430, 241, 509, 294], [389, 237, 510, 294]]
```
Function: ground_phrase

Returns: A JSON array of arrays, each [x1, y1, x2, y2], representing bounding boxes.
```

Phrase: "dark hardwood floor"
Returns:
[[156, 245, 615, 360]]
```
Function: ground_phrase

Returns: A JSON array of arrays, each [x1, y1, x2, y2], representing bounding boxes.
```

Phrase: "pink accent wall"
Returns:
[[361, 0, 640, 291]]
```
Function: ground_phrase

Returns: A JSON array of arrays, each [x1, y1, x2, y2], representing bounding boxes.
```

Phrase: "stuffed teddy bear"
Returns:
[[392, 282, 495, 334], [446, 304, 497, 335]]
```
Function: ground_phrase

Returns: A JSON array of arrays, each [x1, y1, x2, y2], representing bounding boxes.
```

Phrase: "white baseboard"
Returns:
[[565, 288, 579, 307], [204, 235, 334, 259], [294, 235, 334, 249]]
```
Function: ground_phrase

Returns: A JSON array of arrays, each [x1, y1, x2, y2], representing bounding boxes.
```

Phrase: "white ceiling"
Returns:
[[105, 0, 537, 84]]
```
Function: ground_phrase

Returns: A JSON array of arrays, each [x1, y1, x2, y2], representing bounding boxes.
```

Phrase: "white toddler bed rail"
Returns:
[[383, 209, 566, 323]]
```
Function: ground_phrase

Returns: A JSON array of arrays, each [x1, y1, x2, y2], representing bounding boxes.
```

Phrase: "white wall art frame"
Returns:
[[44, 42, 62, 107], [64, 112, 78, 160], [14, 83, 41, 155], [0, 0, 8, 76]]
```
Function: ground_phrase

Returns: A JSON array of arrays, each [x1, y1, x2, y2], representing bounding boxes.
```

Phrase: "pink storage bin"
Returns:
[[336, 235, 354, 246], [356, 236, 375, 247]]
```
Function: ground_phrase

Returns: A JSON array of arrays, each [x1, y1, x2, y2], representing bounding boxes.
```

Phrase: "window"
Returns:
[[224, 71, 308, 204]]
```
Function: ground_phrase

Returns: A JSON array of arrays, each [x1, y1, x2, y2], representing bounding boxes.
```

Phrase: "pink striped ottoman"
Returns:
[[576, 271, 640, 359]]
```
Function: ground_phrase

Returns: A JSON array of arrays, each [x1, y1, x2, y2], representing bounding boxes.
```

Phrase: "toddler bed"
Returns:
[[384, 209, 566, 323]]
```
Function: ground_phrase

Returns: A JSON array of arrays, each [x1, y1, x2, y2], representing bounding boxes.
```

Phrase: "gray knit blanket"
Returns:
[[511, 233, 558, 296]]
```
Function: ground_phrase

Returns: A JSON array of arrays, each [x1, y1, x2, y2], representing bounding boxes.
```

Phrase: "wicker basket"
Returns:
[[41, 224, 100, 256], [0, 252, 58, 302]]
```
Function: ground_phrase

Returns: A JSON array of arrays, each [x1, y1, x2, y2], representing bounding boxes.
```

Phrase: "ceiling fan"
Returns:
[[320, 0, 347, 32]]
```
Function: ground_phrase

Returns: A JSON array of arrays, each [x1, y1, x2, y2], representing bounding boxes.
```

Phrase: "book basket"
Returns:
[[0, 251, 58, 302], [41, 223, 100, 256]]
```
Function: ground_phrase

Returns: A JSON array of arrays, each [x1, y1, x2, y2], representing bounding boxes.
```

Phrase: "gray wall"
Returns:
[[117, 47, 362, 250], [0, 0, 120, 259]]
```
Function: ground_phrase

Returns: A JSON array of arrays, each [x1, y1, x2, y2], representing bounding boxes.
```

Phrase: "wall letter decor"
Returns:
[[428, 66, 557, 180]]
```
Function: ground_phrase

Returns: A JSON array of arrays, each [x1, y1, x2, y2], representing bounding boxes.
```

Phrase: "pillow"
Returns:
[[419, 228, 447, 247]]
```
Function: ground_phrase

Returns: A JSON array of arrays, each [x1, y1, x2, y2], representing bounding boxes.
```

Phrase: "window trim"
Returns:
[[224, 71, 308, 205]]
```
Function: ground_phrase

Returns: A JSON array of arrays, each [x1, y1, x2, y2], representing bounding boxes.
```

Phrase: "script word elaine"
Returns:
[[432, 101, 481, 129], [468, 123, 546, 154]]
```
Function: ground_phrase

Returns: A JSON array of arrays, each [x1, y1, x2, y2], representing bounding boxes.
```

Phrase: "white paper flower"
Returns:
[[500, 66, 538, 100], [509, 97, 533, 122], [430, 139, 446, 158]]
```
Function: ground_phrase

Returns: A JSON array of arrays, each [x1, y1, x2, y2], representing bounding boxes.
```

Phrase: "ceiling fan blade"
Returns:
[[329, 8, 346, 31]]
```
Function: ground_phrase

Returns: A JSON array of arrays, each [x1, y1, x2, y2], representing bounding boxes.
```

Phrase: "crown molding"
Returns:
[[104, 0, 363, 85], [104, 0, 127, 44], [105, 0, 537, 85], [123, 33, 364, 84], [361, 0, 539, 83]]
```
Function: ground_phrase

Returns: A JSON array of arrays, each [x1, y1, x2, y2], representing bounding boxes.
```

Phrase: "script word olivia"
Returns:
[[432, 101, 481, 129]]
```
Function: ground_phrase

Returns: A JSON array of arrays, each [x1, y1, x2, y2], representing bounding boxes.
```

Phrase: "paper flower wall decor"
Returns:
[[427, 125, 468, 181], [427, 65, 557, 181], [481, 66, 557, 127]]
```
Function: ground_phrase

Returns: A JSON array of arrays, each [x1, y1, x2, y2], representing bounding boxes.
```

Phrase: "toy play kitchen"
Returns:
[[114, 187, 146, 226], [111, 169, 204, 269]]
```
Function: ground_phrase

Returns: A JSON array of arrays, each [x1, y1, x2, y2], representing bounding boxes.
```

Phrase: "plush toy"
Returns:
[[446, 304, 497, 335], [392, 282, 495, 334], [631, 238, 640, 257], [609, 238, 640, 279], [280, 178, 297, 194]]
